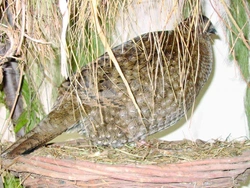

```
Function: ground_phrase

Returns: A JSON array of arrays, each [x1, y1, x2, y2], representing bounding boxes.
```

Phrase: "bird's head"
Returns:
[[178, 15, 216, 35]]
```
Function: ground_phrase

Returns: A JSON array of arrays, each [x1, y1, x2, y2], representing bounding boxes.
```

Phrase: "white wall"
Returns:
[[0, 104, 15, 142]]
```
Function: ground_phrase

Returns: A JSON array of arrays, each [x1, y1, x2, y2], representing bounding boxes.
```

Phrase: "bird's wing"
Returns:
[[62, 31, 174, 107]]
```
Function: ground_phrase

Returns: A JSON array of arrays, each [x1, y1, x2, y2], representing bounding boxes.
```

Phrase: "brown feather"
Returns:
[[2, 15, 215, 158]]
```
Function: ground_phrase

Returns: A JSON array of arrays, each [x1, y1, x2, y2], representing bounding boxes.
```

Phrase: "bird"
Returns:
[[2, 15, 216, 158]]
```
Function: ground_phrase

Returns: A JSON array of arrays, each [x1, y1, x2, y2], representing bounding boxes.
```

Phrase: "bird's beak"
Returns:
[[208, 26, 217, 34]]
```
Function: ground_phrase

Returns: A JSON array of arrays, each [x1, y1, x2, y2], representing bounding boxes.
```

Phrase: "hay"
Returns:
[[2, 139, 250, 187], [32, 138, 250, 165]]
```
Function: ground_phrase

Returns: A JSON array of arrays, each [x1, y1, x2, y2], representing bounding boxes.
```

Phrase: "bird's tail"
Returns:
[[2, 96, 81, 158]]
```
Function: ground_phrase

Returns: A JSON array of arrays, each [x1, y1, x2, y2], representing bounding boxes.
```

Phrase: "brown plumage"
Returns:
[[2, 15, 215, 158]]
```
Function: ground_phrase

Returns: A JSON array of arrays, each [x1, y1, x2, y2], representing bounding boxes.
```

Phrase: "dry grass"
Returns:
[[2, 139, 250, 187], [25, 138, 250, 165]]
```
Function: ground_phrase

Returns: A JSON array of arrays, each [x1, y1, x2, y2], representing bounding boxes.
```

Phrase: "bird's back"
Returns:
[[66, 28, 213, 147], [2, 15, 215, 157]]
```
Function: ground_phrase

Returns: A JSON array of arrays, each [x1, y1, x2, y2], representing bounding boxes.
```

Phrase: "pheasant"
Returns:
[[2, 15, 216, 158]]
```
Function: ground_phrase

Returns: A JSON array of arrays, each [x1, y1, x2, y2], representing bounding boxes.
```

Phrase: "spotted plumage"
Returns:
[[2, 15, 215, 158]]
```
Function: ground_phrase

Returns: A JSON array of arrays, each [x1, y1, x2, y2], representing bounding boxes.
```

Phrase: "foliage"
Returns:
[[228, 0, 250, 130], [14, 77, 44, 133], [3, 173, 23, 188]]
